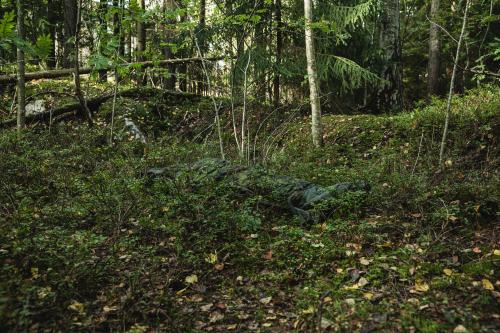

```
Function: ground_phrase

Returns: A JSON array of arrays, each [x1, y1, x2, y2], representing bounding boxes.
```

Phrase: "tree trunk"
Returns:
[[136, 0, 146, 84], [47, 0, 58, 69], [439, 0, 470, 166], [273, 0, 283, 108], [427, 0, 440, 96], [304, 0, 322, 147], [63, 0, 77, 68], [197, 0, 206, 95], [16, 0, 26, 132], [98, 0, 108, 82], [376, 0, 403, 112], [163, 0, 176, 90], [0, 57, 228, 84], [74, 0, 93, 126]]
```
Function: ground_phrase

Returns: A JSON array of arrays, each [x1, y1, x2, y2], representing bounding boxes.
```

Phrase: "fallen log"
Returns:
[[0, 88, 199, 129], [0, 57, 226, 84], [148, 158, 370, 223]]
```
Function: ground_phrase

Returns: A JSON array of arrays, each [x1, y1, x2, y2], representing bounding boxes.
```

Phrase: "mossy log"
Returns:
[[0, 88, 199, 129]]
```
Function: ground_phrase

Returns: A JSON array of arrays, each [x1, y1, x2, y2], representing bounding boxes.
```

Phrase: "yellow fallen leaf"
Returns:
[[68, 300, 85, 313], [324, 296, 333, 303], [493, 249, 500, 256], [302, 305, 315, 314], [205, 253, 217, 264], [413, 280, 429, 293], [343, 284, 360, 290], [363, 292, 374, 300], [185, 274, 198, 285], [443, 268, 453, 276], [482, 279, 494, 291]]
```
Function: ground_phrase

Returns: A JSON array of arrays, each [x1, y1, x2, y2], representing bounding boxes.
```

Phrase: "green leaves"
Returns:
[[0, 11, 15, 51], [320, 54, 382, 91], [34, 34, 52, 60]]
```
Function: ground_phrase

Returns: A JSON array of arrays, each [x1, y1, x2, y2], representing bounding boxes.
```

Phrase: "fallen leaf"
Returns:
[[205, 253, 217, 264], [358, 277, 369, 287], [443, 268, 453, 276], [209, 311, 224, 323], [324, 296, 333, 303], [214, 263, 224, 271], [215, 303, 226, 310], [345, 298, 355, 306], [343, 284, 360, 290], [363, 292, 374, 300], [482, 279, 494, 291], [68, 300, 85, 313], [262, 250, 273, 260], [259, 296, 272, 305], [200, 303, 213, 312], [321, 318, 333, 329], [494, 249, 500, 256], [103, 305, 119, 313], [453, 324, 468, 333], [473, 247, 482, 254], [359, 257, 370, 266], [185, 274, 198, 285], [227, 324, 238, 330], [411, 280, 429, 293]]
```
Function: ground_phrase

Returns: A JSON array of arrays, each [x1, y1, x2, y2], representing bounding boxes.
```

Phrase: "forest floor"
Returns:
[[0, 83, 499, 332]]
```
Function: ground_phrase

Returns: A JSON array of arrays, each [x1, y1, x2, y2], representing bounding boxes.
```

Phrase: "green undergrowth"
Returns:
[[0, 86, 499, 332]]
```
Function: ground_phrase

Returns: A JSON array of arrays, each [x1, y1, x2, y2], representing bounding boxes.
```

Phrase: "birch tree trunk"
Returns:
[[304, 0, 323, 147], [439, 0, 470, 166], [427, 0, 440, 96], [16, 0, 25, 132], [74, 0, 93, 126]]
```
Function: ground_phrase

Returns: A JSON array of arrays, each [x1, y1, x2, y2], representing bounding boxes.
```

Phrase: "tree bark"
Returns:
[[376, 0, 403, 112], [136, 0, 146, 84], [0, 88, 199, 129], [273, 0, 283, 108], [98, 0, 108, 82], [427, 0, 440, 96], [47, 0, 58, 69], [0, 57, 228, 84], [197, 0, 207, 95], [304, 0, 323, 147], [163, 0, 176, 90], [16, 0, 26, 132], [439, 0, 470, 166], [63, 0, 77, 68], [74, 0, 93, 126]]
